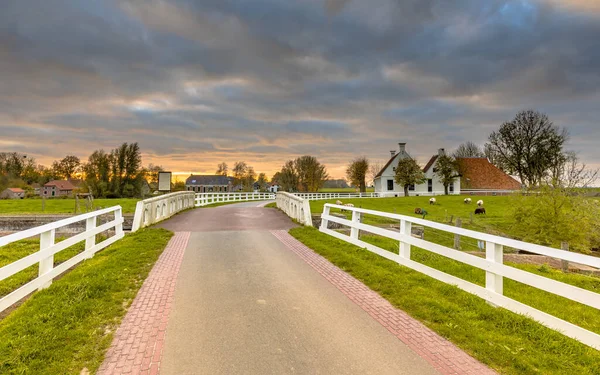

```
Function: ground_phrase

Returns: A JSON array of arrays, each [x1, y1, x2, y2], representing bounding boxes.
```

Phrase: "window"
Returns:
[[428, 179, 433, 192], [387, 180, 394, 191], [449, 183, 454, 193], [408, 184, 415, 191]]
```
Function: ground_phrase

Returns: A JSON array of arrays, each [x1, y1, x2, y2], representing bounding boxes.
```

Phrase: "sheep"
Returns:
[[429, 197, 436, 205], [341, 202, 354, 213], [464, 198, 472, 204], [475, 207, 486, 215], [477, 200, 484, 207]]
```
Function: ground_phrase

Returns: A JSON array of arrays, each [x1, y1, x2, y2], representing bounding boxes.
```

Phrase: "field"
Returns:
[[0, 228, 173, 374], [290, 226, 600, 375], [0, 198, 140, 215], [318, 187, 375, 193]]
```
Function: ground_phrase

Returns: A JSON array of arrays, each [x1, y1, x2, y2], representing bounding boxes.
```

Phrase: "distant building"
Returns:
[[185, 175, 234, 193], [456, 158, 522, 193], [0, 188, 25, 199], [374, 143, 460, 196], [41, 180, 76, 197], [267, 184, 279, 193]]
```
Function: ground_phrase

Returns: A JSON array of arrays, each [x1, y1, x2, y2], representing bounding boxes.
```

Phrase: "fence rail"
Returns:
[[276, 192, 312, 226], [131, 191, 195, 232], [0, 206, 125, 314], [319, 203, 600, 350], [294, 192, 380, 200], [195, 192, 275, 206]]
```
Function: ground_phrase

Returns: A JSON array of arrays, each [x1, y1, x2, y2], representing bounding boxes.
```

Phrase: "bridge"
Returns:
[[2, 191, 599, 374]]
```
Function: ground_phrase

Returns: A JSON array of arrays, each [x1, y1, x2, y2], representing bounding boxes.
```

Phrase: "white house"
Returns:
[[373, 143, 460, 196]]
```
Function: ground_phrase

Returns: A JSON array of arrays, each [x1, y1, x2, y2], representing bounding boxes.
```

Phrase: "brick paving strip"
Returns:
[[271, 230, 497, 375], [97, 231, 191, 375]]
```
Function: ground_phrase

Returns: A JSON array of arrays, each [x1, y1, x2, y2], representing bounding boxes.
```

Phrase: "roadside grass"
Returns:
[[264, 202, 277, 208], [290, 226, 600, 375], [318, 187, 375, 193], [0, 228, 173, 374], [0, 198, 140, 215]]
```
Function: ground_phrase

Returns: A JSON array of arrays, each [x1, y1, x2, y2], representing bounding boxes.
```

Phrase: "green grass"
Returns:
[[0, 228, 173, 374], [264, 202, 277, 208], [290, 226, 600, 375], [318, 187, 375, 193], [0, 198, 140, 215]]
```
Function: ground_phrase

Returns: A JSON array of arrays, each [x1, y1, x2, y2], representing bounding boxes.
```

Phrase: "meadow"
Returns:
[[0, 198, 140, 215]]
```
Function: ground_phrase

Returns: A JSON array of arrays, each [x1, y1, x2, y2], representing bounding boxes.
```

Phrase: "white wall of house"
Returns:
[[374, 144, 460, 197]]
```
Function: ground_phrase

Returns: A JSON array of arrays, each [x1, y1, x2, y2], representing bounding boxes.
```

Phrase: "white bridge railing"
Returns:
[[276, 192, 312, 226], [195, 192, 275, 206], [0, 206, 125, 314], [294, 192, 380, 200], [132, 191, 195, 232], [319, 203, 600, 350]]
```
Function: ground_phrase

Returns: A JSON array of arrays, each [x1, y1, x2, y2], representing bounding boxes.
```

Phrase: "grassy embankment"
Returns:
[[291, 226, 600, 375], [0, 228, 173, 374], [0, 198, 140, 215]]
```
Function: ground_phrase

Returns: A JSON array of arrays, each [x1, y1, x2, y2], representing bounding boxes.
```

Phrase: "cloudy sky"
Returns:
[[1, 0, 599, 179]]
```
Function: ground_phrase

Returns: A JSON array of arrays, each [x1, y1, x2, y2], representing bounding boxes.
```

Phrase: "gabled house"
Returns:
[[41, 180, 76, 197], [456, 157, 522, 193], [185, 175, 234, 193], [373, 143, 460, 196], [0, 188, 25, 199]]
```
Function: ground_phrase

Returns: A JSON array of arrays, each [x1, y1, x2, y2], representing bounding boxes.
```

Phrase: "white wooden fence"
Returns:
[[319, 203, 600, 350], [294, 192, 380, 200], [195, 192, 275, 206], [0, 206, 125, 314], [131, 191, 195, 232], [276, 192, 313, 226]]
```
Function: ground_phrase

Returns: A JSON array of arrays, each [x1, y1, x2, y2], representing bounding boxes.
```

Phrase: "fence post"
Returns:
[[39, 229, 56, 290], [485, 241, 504, 301], [350, 210, 361, 239], [85, 215, 97, 258], [454, 218, 462, 250], [399, 219, 412, 260], [320, 205, 331, 230], [561, 242, 570, 272], [115, 208, 124, 237]]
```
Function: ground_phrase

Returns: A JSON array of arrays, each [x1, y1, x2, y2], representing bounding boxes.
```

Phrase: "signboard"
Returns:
[[158, 171, 172, 192]]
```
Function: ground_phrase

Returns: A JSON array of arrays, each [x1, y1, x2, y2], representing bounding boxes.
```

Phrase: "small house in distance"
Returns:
[[185, 175, 234, 193], [456, 157, 522, 194], [0, 188, 25, 199], [41, 180, 76, 197]]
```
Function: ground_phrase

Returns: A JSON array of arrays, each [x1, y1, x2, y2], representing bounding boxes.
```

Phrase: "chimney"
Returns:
[[390, 150, 396, 157], [398, 143, 406, 154], [438, 148, 446, 156]]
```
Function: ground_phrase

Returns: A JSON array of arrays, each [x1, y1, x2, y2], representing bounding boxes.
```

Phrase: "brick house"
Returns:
[[41, 180, 76, 197], [456, 157, 522, 193], [0, 188, 25, 199], [185, 175, 234, 193]]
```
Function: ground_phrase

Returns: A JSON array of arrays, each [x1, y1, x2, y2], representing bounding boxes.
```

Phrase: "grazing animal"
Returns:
[[415, 208, 423, 214], [475, 207, 486, 215], [477, 200, 484, 207], [464, 198, 472, 204], [341, 202, 354, 213], [429, 197, 436, 205], [336, 200, 343, 205]]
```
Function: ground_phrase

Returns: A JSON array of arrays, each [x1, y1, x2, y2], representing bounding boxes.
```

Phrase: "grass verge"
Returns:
[[290, 226, 600, 375], [0, 228, 173, 374], [264, 202, 277, 208], [0, 198, 140, 215]]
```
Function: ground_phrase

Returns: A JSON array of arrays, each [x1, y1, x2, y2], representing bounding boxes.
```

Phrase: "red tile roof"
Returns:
[[457, 158, 522, 190], [44, 180, 76, 191], [8, 188, 24, 193]]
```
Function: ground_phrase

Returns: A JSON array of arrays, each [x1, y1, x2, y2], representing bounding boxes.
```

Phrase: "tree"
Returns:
[[394, 157, 426, 197], [453, 142, 485, 158], [232, 161, 248, 189], [257, 173, 268, 191], [294, 156, 328, 192], [434, 154, 460, 195], [244, 166, 257, 191], [485, 110, 568, 187], [346, 157, 369, 192], [57, 155, 81, 179], [83, 150, 111, 197], [279, 161, 298, 192], [271, 171, 282, 185], [216, 162, 228, 176], [368, 161, 384, 186]]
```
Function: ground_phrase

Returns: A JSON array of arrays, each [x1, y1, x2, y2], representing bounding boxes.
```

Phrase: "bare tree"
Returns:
[[368, 161, 384, 186], [453, 142, 484, 158], [550, 152, 599, 190], [216, 162, 228, 176], [346, 157, 369, 192], [232, 161, 247, 189]]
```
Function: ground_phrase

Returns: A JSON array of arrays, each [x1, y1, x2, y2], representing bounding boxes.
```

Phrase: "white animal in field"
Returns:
[[477, 200, 484, 207], [464, 198, 472, 204], [429, 197, 436, 205], [336, 200, 343, 205], [344, 203, 354, 208]]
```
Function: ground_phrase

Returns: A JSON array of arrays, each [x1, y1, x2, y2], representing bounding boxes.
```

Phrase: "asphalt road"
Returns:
[[159, 202, 439, 375]]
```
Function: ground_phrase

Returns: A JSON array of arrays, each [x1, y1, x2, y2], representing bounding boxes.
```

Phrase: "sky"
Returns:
[[1, 0, 599, 180]]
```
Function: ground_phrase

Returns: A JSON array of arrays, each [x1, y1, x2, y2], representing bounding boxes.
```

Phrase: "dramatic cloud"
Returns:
[[0, 0, 599, 178]]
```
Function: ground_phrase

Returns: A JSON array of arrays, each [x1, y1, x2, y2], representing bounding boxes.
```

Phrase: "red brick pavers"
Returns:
[[97, 232, 190, 375], [271, 230, 497, 375]]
